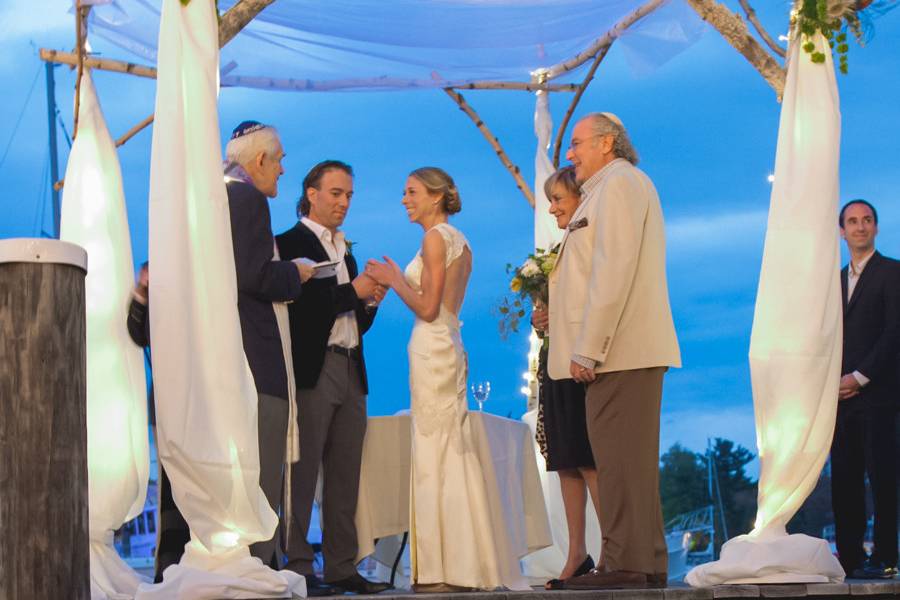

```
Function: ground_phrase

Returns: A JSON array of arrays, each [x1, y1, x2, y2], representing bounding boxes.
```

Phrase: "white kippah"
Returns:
[[600, 112, 624, 129]]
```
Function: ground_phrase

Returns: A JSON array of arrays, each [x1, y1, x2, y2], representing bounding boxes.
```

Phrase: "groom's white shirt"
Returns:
[[302, 216, 359, 349], [547, 158, 681, 380]]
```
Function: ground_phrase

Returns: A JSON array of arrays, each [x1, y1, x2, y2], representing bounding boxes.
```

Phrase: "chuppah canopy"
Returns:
[[83, 0, 706, 91]]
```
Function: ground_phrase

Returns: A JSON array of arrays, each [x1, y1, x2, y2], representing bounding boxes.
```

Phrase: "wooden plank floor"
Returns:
[[242, 580, 900, 600]]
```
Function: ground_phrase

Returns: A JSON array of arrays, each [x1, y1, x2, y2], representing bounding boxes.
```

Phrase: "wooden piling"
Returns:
[[0, 239, 89, 600]]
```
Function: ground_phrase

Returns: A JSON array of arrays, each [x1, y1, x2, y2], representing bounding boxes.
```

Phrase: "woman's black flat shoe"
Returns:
[[545, 555, 594, 590]]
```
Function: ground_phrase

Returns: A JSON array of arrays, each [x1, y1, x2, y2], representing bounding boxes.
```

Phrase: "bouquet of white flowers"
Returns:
[[495, 247, 558, 338]]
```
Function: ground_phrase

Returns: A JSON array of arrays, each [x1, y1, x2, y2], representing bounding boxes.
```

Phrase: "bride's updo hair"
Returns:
[[410, 167, 461, 215]]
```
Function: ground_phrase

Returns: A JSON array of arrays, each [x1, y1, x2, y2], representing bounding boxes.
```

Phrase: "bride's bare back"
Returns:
[[442, 244, 471, 317]]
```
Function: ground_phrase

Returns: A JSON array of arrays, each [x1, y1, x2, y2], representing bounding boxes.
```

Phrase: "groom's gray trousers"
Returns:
[[285, 349, 367, 581]]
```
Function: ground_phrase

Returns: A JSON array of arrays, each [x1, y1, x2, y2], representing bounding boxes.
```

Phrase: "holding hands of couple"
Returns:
[[364, 257, 403, 290], [351, 257, 401, 307]]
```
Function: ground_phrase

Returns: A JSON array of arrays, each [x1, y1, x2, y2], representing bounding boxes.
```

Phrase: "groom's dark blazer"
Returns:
[[840, 251, 900, 409], [275, 220, 376, 393]]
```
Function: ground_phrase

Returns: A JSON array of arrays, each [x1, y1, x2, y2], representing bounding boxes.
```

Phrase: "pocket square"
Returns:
[[567, 217, 588, 231]]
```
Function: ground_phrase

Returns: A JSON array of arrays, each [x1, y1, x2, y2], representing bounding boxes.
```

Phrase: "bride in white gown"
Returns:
[[366, 167, 528, 592]]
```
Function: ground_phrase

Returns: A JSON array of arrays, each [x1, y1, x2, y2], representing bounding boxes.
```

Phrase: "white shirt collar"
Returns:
[[580, 157, 628, 198], [850, 249, 876, 277], [302, 217, 344, 247]]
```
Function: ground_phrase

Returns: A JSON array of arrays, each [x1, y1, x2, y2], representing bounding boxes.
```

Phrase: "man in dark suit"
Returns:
[[276, 160, 389, 595], [224, 121, 313, 566], [833, 199, 900, 579]]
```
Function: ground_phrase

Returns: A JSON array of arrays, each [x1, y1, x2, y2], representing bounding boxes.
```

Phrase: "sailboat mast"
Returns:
[[45, 62, 61, 238]]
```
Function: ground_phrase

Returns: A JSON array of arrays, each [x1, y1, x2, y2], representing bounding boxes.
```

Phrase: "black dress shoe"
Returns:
[[850, 558, 899, 579], [545, 555, 595, 590], [329, 572, 392, 594], [303, 574, 339, 597]]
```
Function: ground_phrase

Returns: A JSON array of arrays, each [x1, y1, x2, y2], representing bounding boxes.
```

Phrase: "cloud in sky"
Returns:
[[667, 209, 768, 257]]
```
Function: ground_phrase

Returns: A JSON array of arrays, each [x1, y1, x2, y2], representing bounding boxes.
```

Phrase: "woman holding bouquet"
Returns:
[[532, 166, 601, 589], [365, 167, 529, 592]]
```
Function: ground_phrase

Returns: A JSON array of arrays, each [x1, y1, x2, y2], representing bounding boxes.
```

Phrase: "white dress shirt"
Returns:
[[301, 217, 359, 349], [847, 249, 876, 387], [847, 249, 875, 301]]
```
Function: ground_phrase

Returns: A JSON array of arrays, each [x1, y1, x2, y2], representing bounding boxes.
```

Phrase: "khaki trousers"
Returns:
[[586, 366, 667, 575]]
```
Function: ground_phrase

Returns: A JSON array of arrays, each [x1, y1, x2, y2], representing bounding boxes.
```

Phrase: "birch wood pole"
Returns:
[[72, 2, 87, 141], [550, 44, 613, 168], [542, 0, 667, 81], [738, 0, 787, 58], [686, 0, 786, 97], [444, 88, 535, 207], [40, 49, 578, 93]]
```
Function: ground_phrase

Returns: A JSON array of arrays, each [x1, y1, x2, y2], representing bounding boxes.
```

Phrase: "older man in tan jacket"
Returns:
[[548, 112, 680, 589]]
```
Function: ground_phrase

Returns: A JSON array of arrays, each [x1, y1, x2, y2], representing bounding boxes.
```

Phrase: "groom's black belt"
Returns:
[[327, 345, 361, 360]]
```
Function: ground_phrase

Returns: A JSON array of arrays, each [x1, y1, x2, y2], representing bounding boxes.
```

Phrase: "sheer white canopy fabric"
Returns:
[[136, 0, 303, 597], [83, 0, 705, 91], [686, 32, 845, 586], [59, 70, 150, 600]]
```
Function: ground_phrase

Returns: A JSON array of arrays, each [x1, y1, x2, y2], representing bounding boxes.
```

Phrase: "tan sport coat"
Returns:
[[547, 159, 681, 379]]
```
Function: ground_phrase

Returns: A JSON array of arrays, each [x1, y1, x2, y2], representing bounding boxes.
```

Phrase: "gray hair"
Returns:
[[585, 112, 639, 165], [225, 126, 282, 167]]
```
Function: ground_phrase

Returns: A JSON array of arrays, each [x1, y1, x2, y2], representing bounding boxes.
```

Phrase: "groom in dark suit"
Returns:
[[832, 199, 900, 579], [275, 160, 389, 595]]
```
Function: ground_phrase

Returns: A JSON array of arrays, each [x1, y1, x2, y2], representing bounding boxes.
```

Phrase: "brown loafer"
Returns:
[[565, 570, 649, 590], [648, 573, 668, 588]]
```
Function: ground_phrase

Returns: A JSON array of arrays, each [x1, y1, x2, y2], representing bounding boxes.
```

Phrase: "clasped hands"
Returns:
[[350, 256, 403, 306], [838, 373, 861, 401]]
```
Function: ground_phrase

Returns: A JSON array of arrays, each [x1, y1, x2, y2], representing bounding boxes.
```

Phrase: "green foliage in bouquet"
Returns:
[[495, 247, 558, 339]]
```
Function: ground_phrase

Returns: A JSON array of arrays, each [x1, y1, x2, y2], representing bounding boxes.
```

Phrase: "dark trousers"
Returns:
[[831, 400, 898, 573], [153, 458, 190, 583], [249, 393, 289, 567], [286, 351, 367, 581], [585, 367, 667, 575]]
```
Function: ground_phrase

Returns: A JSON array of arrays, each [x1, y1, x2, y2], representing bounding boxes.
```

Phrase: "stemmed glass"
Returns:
[[470, 381, 491, 412]]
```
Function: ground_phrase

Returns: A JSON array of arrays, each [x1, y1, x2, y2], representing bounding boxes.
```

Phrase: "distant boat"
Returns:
[[114, 481, 158, 570], [665, 505, 716, 582]]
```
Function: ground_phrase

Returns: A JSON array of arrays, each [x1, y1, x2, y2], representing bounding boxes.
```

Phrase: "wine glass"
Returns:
[[470, 381, 491, 412]]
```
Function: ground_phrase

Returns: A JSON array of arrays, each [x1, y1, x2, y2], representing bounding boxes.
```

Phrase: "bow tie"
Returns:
[[568, 217, 588, 231]]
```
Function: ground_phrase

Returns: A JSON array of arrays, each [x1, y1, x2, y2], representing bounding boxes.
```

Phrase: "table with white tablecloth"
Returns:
[[354, 412, 552, 569]]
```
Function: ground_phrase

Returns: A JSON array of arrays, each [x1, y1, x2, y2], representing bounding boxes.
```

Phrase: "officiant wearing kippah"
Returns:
[[224, 120, 313, 566]]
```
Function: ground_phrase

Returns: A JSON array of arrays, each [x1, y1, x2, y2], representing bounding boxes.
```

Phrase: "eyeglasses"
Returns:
[[568, 133, 612, 152]]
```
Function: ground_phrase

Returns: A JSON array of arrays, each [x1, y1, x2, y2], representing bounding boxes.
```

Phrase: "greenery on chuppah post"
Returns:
[[795, 0, 863, 73], [660, 439, 758, 554]]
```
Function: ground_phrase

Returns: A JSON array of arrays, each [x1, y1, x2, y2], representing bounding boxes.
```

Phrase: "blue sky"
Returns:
[[2, 1, 899, 472]]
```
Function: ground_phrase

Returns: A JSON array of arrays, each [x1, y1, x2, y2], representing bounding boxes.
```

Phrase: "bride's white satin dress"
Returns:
[[405, 223, 528, 591]]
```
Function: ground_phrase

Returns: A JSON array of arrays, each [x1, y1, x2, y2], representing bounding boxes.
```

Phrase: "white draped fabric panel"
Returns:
[[84, 0, 706, 91], [136, 0, 303, 597], [60, 70, 150, 600], [533, 91, 564, 253], [686, 32, 845, 585]]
